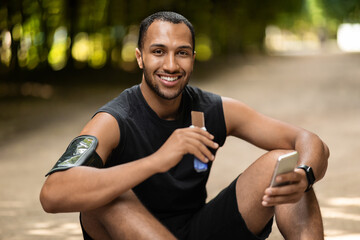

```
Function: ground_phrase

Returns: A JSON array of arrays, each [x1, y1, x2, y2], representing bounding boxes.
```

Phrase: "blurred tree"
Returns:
[[319, 0, 360, 23], [2, 0, 344, 78]]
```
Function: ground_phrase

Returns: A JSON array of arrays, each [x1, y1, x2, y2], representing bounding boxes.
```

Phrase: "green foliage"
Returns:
[[2, 0, 344, 74], [319, 0, 360, 22]]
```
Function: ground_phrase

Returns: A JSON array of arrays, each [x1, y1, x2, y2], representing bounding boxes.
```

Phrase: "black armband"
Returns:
[[45, 135, 103, 176]]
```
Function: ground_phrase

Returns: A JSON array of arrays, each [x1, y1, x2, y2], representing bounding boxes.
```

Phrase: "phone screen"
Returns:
[[270, 151, 298, 187]]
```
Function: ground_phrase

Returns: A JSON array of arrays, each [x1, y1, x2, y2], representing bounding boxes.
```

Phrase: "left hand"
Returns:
[[262, 169, 308, 207]]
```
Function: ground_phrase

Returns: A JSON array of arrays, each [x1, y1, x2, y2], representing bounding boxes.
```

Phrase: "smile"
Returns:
[[159, 75, 180, 82]]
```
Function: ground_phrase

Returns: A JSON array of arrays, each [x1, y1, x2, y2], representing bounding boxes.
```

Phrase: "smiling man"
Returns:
[[138, 20, 194, 101], [40, 11, 329, 240]]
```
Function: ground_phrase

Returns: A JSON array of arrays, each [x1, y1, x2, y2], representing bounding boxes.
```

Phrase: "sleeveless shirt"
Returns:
[[95, 84, 227, 219]]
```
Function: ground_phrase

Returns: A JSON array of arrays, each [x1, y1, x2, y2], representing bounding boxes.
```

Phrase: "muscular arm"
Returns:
[[222, 97, 329, 183], [40, 113, 155, 213], [40, 112, 218, 213]]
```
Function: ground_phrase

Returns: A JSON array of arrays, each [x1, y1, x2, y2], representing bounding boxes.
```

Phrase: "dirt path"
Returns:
[[0, 53, 359, 239]]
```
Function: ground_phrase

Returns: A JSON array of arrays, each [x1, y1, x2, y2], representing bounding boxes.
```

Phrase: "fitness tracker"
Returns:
[[297, 165, 315, 192]]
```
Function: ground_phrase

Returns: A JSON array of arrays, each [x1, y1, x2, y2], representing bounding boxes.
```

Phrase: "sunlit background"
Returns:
[[0, 0, 359, 77], [0, 1, 360, 239]]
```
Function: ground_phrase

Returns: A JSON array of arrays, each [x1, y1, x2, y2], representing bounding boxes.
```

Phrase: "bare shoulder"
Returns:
[[80, 112, 120, 163], [222, 96, 253, 112], [221, 96, 262, 136]]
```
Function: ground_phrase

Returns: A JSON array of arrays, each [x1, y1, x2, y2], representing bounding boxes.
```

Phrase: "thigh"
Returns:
[[80, 211, 111, 240], [81, 190, 176, 240], [184, 177, 273, 240], [235, 149, 293, 235]]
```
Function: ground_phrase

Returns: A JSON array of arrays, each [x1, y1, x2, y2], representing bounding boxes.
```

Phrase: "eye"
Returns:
[[177, 50, 190, 57], [152, 49, 164, 55]]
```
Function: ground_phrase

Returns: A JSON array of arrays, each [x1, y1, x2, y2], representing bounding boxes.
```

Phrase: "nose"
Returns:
[[163, 53, 179, 73]]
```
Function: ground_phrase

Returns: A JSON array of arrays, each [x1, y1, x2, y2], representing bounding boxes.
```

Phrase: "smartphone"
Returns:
[[270, 151, 298, 187]]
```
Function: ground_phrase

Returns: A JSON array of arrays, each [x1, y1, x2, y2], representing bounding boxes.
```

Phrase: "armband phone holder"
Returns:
[[45, 135, 103, 176]]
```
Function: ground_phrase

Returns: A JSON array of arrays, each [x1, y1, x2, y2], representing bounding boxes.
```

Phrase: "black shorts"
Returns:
[[80, 177, 273, 240]]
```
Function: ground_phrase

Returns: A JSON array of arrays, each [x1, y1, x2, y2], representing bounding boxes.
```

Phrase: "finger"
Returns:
[[265, 181, 303, 196], [186, 139, 215, 162], [263, 183, 305, 207], [262, 192, 302, 206], [198, 135, 219, 150], [274, 172, 301, 186], [188, 126, 215, 140], [173, 128, 218, 161], [189, 128, 219, 149], [262, 189, 303, 206]]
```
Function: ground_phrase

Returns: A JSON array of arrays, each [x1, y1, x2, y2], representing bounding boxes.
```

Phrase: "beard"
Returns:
[[142, 61, 190, 100]]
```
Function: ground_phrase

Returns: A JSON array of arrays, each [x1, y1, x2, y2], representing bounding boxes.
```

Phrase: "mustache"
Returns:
[[141, 61, 185, 75]]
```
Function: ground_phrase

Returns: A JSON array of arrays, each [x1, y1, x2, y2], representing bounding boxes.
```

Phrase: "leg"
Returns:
[[235, 150, 324, 238], [81, 190, 176, 240], [275, 188, 324, 240], [235, 150, 283, 235]]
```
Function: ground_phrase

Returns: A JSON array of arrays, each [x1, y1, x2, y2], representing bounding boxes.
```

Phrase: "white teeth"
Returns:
[[160, 76, 178, 82]]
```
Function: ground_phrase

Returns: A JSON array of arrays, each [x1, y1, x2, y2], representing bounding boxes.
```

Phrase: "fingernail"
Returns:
[[265, 189, 272, 195], [214, 142, 219, 148]]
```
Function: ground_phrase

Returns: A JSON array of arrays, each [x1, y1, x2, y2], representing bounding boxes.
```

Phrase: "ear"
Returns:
[[135, 48, 143, 69]]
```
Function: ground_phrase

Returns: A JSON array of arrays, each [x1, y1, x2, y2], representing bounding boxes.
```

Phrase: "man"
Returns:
[[40, 11, 329, 240]]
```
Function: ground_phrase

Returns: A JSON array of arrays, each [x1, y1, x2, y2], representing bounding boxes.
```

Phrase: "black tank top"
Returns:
[[95, 84, 227, 219]]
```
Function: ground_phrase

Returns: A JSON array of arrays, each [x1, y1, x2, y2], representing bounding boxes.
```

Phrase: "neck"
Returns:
[[140, 82, 183, 121]]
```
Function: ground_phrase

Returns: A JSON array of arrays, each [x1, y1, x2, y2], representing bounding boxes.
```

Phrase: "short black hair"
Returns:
[[138, 11, 195, 52]]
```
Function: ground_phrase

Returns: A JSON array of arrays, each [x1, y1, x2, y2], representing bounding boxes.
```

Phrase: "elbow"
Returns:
[[321, 140, 330, 175], [39, 182, 61, 213], [323, 141, 330, 161], [301, 130, 330, 158], [312, 131, 330, 165], [40, 187, 56, 213], [307, 131, 330, 179]]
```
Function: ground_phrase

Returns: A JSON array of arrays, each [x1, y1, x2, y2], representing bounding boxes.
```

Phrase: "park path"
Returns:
[[0, 52, 359, 239]]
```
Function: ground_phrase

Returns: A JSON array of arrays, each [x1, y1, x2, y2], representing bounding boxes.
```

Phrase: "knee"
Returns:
[[82, 190, 141, 224], [261, 149, 295, 163], [254, 149, 295, 174], [81, 191, 174, 240], [80, 191, 144, 239], [237, 150, 295, 189]]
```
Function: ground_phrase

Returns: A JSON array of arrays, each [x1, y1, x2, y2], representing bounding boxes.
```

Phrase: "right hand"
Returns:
[[150, 127, 219, 172]]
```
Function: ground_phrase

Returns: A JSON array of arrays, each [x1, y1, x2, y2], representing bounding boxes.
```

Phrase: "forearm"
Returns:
[[40, 156, 158, 213], [294, 130, 329, 182]]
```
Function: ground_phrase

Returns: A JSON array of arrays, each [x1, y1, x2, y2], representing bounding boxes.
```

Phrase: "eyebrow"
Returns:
[[178, 45, 193, 50], [149, 43, 193, 50]]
